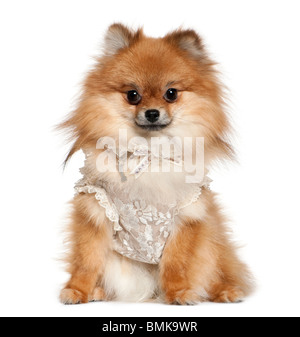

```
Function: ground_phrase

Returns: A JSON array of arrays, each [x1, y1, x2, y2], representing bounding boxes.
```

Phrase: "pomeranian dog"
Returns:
[[59, 24, 253, 304]]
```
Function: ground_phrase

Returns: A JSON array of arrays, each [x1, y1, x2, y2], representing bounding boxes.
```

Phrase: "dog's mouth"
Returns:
[[135, 122, 171, 131]]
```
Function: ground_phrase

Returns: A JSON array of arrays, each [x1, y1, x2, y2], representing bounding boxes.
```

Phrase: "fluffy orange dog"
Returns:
[[59, 24, 253, 304]]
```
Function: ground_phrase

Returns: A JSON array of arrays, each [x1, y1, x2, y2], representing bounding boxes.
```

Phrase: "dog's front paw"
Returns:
[[88, 287, 106, 302], [165, 289, 204, 305], [211, 286, 245, 303], [59, 288, 88, 305]]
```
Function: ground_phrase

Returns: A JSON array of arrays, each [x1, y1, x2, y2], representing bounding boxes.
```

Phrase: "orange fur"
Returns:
[[160, 190, 253, 304], [59, 24, 254, 305], [60, 195, 111, 304]]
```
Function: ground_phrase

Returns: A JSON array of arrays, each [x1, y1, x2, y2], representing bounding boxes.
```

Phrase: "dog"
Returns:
[[59, 24, 253, 304]]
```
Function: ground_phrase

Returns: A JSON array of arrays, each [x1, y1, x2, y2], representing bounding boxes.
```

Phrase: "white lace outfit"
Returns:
[[74, 147, 211, 265]]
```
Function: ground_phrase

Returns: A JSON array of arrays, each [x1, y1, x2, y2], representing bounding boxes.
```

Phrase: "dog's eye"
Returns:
[[164, 88, 178, 103], [127, 90, 141, 105]]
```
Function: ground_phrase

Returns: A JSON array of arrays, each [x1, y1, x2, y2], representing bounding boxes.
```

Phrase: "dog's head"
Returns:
[[61, 24, 232, 166]]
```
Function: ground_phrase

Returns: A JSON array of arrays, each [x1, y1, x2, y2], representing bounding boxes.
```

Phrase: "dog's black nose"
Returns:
[[145, 109, 160, 123]]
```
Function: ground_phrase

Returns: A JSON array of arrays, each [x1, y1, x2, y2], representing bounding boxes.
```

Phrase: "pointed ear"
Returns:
[[104, 23, 142, 56], [164, 29, 205, 58]]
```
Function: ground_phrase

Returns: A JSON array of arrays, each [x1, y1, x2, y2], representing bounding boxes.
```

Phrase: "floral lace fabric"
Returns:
[[75, 176, 209, 265], [74, 147, 211, 265]]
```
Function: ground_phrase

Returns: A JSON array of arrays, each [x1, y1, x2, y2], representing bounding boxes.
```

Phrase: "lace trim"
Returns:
[[75, 180, 122, 232], [75, 177, 209, 224], [176, 185, 203, 213], [176, 176, 211, 213]]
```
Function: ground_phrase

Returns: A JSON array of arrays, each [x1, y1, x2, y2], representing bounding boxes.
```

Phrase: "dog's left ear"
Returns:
[[164, 29, 205, 58], [104, 23, 143, 56]]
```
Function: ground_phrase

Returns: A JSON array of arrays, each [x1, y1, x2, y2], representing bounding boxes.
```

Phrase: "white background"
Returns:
[[0, 0, 299, 317]]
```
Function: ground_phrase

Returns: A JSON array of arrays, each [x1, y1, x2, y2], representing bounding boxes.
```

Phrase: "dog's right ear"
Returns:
[[164, 29, 205, 59], [104, 23, 143, 56]]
